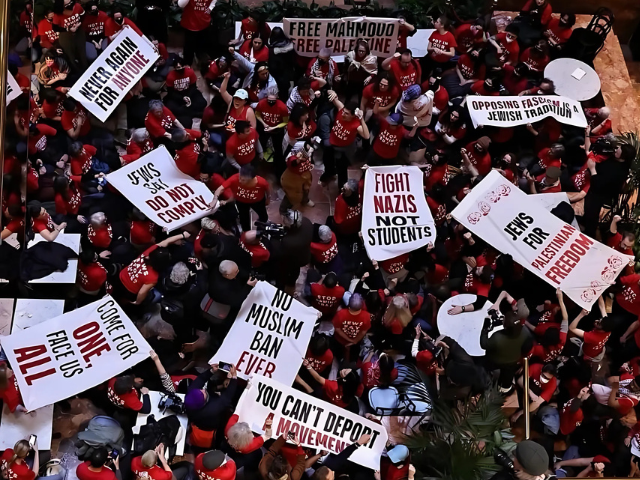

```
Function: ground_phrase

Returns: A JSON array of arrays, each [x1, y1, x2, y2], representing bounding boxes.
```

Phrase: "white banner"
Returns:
[[6, 72, 21, 103], [237, 375, 387, 470], [1, 296, 151, 411], [283, 17, 399, 57], [106, 146, 214, 231], [210, 282, 317, 385], [362, 166, 436, 262], [466, 95, 587, 128], [69, 27, 159, 122], [452, 171, 631, 309]]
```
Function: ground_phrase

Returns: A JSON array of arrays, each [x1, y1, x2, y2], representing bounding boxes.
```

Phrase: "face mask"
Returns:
[[89, 9, 98, 15], [506, 36, 514, 43], [115, 17, 123, 24], [267, 100, 277, 106], [176, 67, 184, 72]]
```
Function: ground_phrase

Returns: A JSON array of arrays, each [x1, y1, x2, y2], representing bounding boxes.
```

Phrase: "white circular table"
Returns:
[[436, 294, 492, 357], [543, 58, 601, 101]]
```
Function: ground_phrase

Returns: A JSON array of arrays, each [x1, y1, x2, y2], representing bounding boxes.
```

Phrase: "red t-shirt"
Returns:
[[108, 377, 143, 410], [471, 80, 500, 97], [464, 141, 491, 175], [240, 18, 270, 41], [32, 212, 55, 233], [502, 64, 529, 95], [361, 362, 398, 388], [105, 17, 143, 37], [321, 379, 364, 408], [531, 323, 566, 362], [286, 152, 314, 175], [423, 161, 449, 190], [130, 220, 156, 245], [520, 48, 550, 72], [0, 450, 35, 480], [373, 118, 407, 160], [310, 283, 345, 314], [545, 17, 572, 45], [494, 32, 520, 64], [82, 10, 109, 39], [362, 83, 401, 109], [522, 0, 552, 26], [166, 68, 197, 92], [455, 53, 486, 80], [332, 308, 371, 345], [88, 224, 113, 249], [560, 398, 584, 435], [62, 107, 91, 137], [333, 194, 362, 235], [123, 138, 154, 165], [583, 329, 611, 359], [388, 58, 421, 91], [286, 120, 316, 143], [428, 30, 457, 62], [330, 110, 361, 147], [145, 107, 176, 138], [226, 129, 259, 165], [617, 274, 640, 316], [239, 232, 270, 268], [119, 245, 160, 294], [455, 23, 484, 53], [223, 173, 269, 204], [426, 196, 447, 225], [55, 189, 82, 215], [180, 0, 211, 31], [380, 253, 410, 275], [225, 106, 251, 135], [174, 130, 203, 178], [70, 145, 97, 181], [77, 462, 117, 480], [239, 40, 269, 63], [195, 454, 236, 480], [78, 260, 107, 292], [529, 363, 556, 402], [53, 3, 83, 31], [28, 124, 57, 155], [416, 350, 437, 376], [310, 234, 338, 264], [38, 19, 59, 48], [305, 347, 334, 373], [256, 99, 288, 127], [131, 456, 172, 480]]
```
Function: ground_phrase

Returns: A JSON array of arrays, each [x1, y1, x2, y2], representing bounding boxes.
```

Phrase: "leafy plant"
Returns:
[[404, 387, 516, 480]]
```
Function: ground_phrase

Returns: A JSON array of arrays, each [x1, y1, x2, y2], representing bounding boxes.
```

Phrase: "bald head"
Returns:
[[219, 260, 239, 279], [598, 106, 610, 119], [244, 230, 259, 244]]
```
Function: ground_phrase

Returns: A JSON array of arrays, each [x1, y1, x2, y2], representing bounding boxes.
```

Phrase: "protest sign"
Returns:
[[106, 146, 214, 231], [236, 375, 387, 470], [1, 296, 151, 411], [362, 166, 436, 262], [210, 282, 317, 385], [6, 71, 21, 104], [69, 27, 159, 122], [452, 171, 632, 309], [466, 95, 587, 129], [283, 17, 399, 57]]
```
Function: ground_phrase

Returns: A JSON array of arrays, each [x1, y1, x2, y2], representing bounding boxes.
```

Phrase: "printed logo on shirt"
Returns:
[[378, 128, 400, 147], [172, 76, 191, 91], [107, 387, 125, 407], [399, 72, 417, 89], [35, 135, 47, 151], [320, 242, 338, 263], [341, 320, 363, 339], [314, 295, 338, 308]]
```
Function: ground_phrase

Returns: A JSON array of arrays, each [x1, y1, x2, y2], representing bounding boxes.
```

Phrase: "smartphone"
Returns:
[[218, 362, 232, 373], [28, 435, 37, 448], [111, 449, 119, 460], [287, 432, 295, 440]]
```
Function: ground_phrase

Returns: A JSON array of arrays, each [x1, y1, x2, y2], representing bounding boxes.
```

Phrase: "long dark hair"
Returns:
[[338, 370, 360, 403], [250, 62, 269, 91], [289, 103, 310, 127]]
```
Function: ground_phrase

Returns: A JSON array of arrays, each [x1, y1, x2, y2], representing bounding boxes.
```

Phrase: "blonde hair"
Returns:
[[141, 450, 157, 468], [383, 295, 413, 329], [9, 440, 30, 466], [227, 421, 255, 451]]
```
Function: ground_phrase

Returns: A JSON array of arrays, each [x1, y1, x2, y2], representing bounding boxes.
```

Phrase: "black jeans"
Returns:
[[183, 27, 212, 66], [58, 30, 88, 73], [236, 198, 268, 231]]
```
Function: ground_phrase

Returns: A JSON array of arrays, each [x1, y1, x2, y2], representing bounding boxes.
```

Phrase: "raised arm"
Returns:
[[327, 89, 344, 111], [569, 309, 589, 339]]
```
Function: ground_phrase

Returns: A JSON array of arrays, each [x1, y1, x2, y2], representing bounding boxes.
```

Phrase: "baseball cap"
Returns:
[[515, 440, 549, 476], [387, 113, 403, 126], [202, 450, 226, 471], [233, 89, 249, 100], [387, 445, 409, 464], [403, 84, 422, 101]]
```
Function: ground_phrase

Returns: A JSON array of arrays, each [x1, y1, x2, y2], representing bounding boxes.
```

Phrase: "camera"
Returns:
[[486, 309, 505, 331], [494, 449, 516, 476], [158, 393, 185, 414], [255, 220, 286, 239], [592, 137, 615, 155]]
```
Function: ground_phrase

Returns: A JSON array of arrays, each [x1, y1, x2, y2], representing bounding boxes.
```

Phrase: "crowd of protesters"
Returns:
[[1, 0, 639, 478]]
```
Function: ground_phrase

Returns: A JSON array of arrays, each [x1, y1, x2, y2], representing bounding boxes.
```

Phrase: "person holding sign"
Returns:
[[145, 99, 185, 141]]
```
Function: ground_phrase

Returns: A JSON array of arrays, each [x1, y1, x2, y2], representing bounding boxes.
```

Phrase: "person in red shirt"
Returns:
[[78, 248, 108, 300], [306, 48, 339, 89], [332, 294, 371, 351], [528, 289, 568, 363], [224, 414, 270, 454], [488, 25, 520, 66], [303, 359, 363, 411], [179, 0, 213, 65], [441, 51, 485, 98], [412, 326, 441, 376], [131, 447, 173, 480], [426, 16, 457, 73], [107, 374, 151, 412], [360, 72, 401, 119], [511, 362, 556, 424], [423, 151, 450, 190], [381, 49, 422, 91], [559, 387, 589, 435], [82, 2, 109, 62], [309, 273, 345, 317], [0, 363, 26, 413], [114, 233, 188, 305], [334, 179, 362, 237], [584, 106, 612, 141], [28, 203, 66, 242], [0, 440, 38, 480], [371, 112, 417, 164], [256, 87, 288, 177], [520, 40, 550, 74], [54, 175, 83, 222], [502, 63, 530, 95], [130, 209, 157, 246], [309, 225, 339, 270], [522, 0, 553, 27], [145, 99, 184, 140], [225, 120, 262, 170], [461, 136, 491, 177], [38, 9, 59, 49], [1, 204, 26, 242], [470, 77, 501, 97], [235, 13, 271, 43], [543, 13, 575, 52], [283, 104, 317, 156], [526, 166, 562, 194], [323, 92, 370, 186], [195, 450, 236, 480], [105, 8, 143, 39], [121, 128, 154, 165], [239, 34, 269, 63], [454, 19, 485, 54], [164, 57, 206, 128], [216, 165, 270, 231], [239, 230, 270, 268], [280, 139, 315, 209], [61, 98, 91, 140], [76, 447, 119, 480], [570, 304, 614, 363], [53, 0, 87, 73], [173, 128, 204, 178], [380, 446, 413, 480], [607, 216, 635, 276]]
